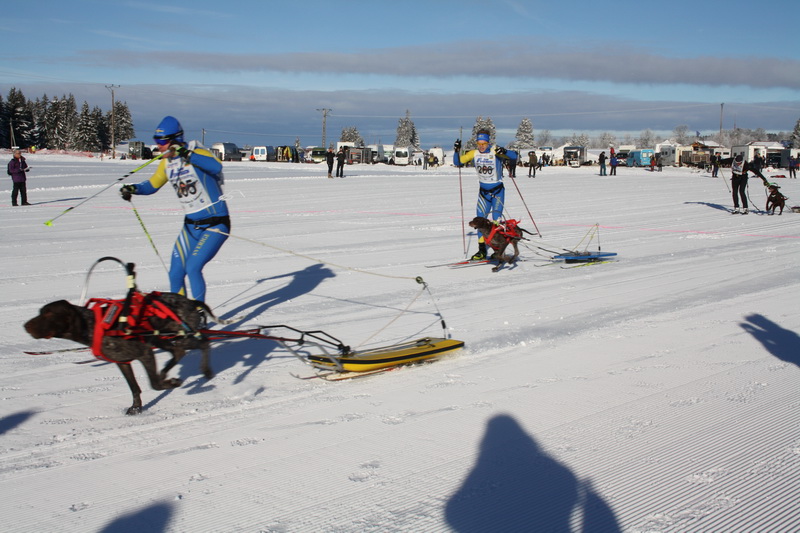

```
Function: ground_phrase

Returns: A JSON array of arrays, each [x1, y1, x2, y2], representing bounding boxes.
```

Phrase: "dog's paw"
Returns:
[[162, 378, 183, 389]]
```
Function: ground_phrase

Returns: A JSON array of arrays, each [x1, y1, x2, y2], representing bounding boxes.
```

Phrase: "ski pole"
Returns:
[[44, 153, 164, 226], [717, 166, 731, 193], [457, 127, 466, 257], [129, 198, 170, 276], [507, 174, 542, 237]]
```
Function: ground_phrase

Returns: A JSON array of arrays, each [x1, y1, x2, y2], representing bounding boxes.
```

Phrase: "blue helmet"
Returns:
[[154, 116, 184, 144]]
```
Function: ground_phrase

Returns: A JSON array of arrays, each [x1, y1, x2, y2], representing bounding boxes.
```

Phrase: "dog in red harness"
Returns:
[[469, 217, 525, 272], [25, 292, 213, 415]]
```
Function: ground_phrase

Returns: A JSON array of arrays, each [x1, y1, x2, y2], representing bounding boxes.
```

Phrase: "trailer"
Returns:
[[563, 146, 587, 167]]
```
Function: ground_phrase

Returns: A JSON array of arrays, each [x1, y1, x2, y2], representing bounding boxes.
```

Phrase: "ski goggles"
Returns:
[[153, 131, 184, 146]]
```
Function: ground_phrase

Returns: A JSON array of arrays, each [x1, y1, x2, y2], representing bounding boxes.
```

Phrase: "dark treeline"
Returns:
[[0, 87, 134, 151]]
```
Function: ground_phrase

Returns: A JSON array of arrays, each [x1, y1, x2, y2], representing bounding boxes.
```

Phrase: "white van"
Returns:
[[251, 146, 276, 161]]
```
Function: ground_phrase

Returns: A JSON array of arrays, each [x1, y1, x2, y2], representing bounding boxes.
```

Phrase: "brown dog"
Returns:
[[469, 217, 522, 272], [24, 292, 213, 415], [766, 185, 786, 215]]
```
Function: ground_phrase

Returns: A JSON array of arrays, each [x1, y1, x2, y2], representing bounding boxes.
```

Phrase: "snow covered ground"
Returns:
[[1, 152, 799, 532]]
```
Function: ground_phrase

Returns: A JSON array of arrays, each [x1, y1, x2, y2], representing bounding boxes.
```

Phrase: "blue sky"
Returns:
[[1, 0, 798, 148]]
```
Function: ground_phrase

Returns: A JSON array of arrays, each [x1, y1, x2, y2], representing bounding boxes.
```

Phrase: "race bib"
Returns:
[[165, 159, 213, 214], [474, 151, 499, 184]]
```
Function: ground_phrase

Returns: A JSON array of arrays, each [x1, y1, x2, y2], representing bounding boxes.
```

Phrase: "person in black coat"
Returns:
[[325, 148, 335, 178], [335, 148, 345, 178], [721, 154, 769, 214]]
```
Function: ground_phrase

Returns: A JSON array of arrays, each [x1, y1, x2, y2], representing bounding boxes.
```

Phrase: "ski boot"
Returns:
[[471, 242, 488, 261]]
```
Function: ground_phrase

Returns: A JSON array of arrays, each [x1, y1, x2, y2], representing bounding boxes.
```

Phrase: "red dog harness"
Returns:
[[85, 291, 189, 363], [485, 219, 524, 250]]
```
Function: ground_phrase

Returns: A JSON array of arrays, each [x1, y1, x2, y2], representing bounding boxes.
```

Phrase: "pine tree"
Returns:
[[791, 118, 800, 148], [509, 118, 535, 152], [466, 116, 496, 150], [339, 126, 364, 145], [74, 102, 102, 152], [6, 87, 36, 148], [394, 110, 419, 148], [0, 93, 7, 149]]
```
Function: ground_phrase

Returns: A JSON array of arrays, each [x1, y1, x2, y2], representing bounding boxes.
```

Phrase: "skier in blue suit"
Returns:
[[120, 116, 230, 303], [453, 130, 517, 260]]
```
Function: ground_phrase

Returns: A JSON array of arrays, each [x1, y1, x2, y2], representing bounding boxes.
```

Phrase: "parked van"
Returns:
[[251, 146, 276, 162], [211, 142, 243, 161], [392, 146, 414, 166], [626, 149, 654, 167]]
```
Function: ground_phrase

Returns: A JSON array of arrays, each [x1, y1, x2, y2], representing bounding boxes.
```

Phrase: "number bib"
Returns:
[[474, 150, 500, 184], [165, 158, 213, 214]]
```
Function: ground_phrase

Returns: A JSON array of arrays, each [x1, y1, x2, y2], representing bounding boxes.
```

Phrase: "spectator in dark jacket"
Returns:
[[8, 149, 31, 206], [325, 148, 335, 179]]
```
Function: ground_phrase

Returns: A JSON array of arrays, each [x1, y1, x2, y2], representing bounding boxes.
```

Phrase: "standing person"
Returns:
[[656, 154, 663, 172], [325, 147, 335, 179], [528, 151, 537, 177], [788, 155, 797, 179], [506, 151, 517, 177], [609, 153, 618, 175], [119, 116, 229, 303], [7, 149, 31, 206], [711, 153, 720, 177], [453, 130, 518, 260], [598, 151, 607, 176], [335, 148, 345, 178], [649, 154, 656, 172], [729, 154, 749, 214]]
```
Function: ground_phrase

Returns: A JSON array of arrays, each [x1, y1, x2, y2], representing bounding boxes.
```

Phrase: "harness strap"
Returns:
[[85, 292, 197, 363]]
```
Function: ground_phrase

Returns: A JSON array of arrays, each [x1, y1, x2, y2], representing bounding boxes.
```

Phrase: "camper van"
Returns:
[[211, 142, 243, 161], [626, 149, 655, 167], [251, 146, 276, 162]]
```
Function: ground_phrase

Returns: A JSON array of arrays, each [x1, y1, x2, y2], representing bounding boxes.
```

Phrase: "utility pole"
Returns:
[[106, 84, 120, 158], [316, 108, 331, 148], [719, 103, 724, 140], [202, 129, 206, 145]]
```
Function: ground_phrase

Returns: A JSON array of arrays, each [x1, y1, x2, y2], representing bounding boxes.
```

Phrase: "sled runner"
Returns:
[[552, 251, 617, 263]]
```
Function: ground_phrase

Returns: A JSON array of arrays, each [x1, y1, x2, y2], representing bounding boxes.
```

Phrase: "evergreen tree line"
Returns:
[[352, 112, 800, 152], [0, 87, 135, 152]]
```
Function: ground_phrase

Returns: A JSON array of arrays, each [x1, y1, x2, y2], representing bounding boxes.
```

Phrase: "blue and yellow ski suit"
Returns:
[[131, 142, 229, 302]]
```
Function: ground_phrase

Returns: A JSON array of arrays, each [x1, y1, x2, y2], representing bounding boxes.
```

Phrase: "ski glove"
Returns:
[[172, 144, 191, 160], [453, 139, 462, 152], [120, 184, 137, 201], [494, 146, 507, 157]]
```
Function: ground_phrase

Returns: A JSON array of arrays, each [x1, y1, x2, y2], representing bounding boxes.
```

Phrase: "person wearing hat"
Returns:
[[120, 116, 230, 302], [452, 129, 518, 260], [7, 149, 31, 206]]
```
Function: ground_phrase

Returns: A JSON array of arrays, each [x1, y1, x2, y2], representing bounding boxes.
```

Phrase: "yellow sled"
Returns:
[[307, 337, 465, 373]]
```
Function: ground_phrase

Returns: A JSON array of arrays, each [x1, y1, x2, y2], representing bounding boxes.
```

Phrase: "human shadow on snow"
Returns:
[[0, 410, 37, 435], [740, 314, 800, 367], [98, 500, 173, 533], [445, 414, 620, 533], [173, 263, 336, 388], [218, 263, 336, 326], [684, 201, 733, 213]]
